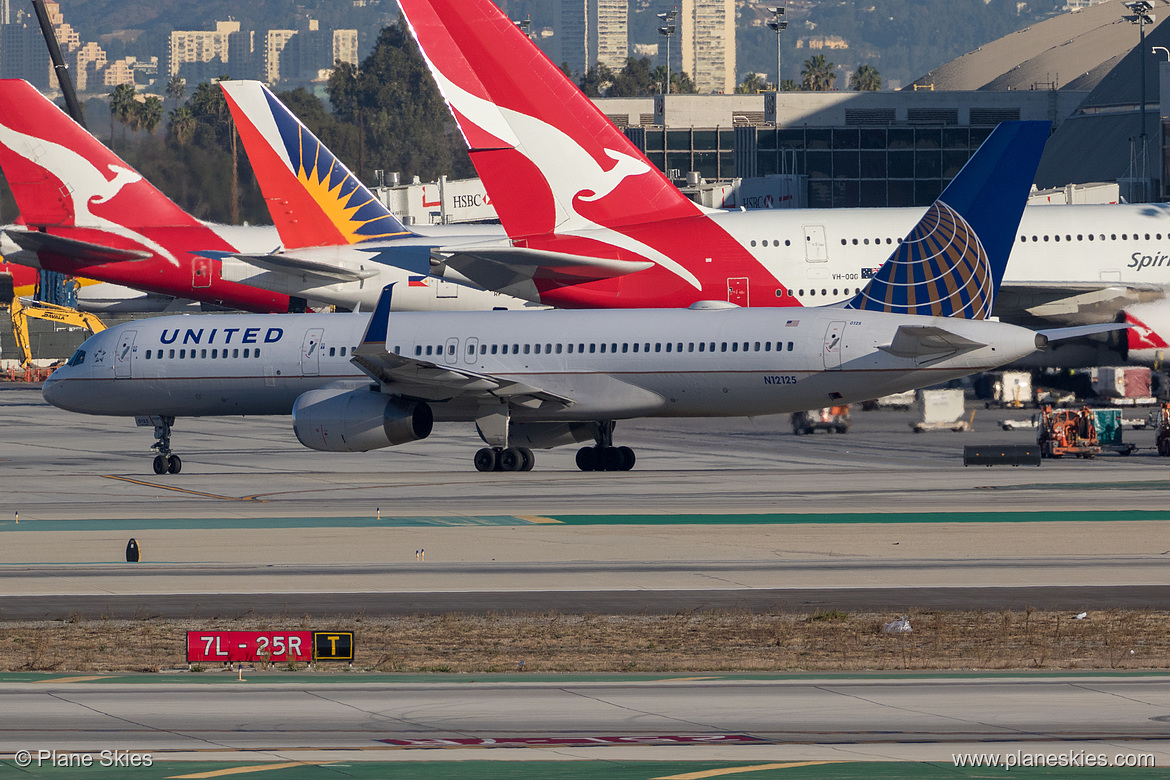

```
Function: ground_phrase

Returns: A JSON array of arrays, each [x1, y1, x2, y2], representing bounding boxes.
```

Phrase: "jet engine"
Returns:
[[292, 387, 433, 452], [507, 421, 597, 450]]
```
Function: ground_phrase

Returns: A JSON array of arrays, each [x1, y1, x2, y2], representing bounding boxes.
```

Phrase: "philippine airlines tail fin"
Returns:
[[846, 121, 1050, 319], [398, 0, 703, 240], [221, 80, 413, 250], [0, 79, 203, 231]]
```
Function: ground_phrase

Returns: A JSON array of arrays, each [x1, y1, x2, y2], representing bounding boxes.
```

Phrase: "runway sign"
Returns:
[[313, 631, 354, 661], [186, 631, 313, 663]]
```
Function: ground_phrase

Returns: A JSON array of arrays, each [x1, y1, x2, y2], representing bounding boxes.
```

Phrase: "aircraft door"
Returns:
[[823, 321, 845, 370], [803, 225, 828, 262], [114, 329, 137, 379], [465, 337, 479, 364], [444, 336, 459, 364], [435, 279, 459, 298], [301, 328, 323, 377], [727, 277, 749, 306], [192, 257, 212, 288]]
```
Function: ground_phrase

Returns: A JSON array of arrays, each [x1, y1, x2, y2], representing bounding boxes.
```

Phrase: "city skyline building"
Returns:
[[679, 0, 735, 94], [560, 0, 629, 75]]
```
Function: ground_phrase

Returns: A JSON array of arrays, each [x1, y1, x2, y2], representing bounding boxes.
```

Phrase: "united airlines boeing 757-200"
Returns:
[[41, 284, 1122, 474]]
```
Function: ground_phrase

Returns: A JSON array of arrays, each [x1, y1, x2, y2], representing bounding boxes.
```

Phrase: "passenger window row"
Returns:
[[842, 237, 899, 246], [749, 239, 792, 248], [410, 341, 798, 357], [775, 287, 862, 298], [144, 348, 261, 359], [1019, 232, 1163, 243]]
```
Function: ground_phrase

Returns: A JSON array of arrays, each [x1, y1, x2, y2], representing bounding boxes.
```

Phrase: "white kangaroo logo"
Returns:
[[418, 48, 701, 290], [0, 119, 180, 267]]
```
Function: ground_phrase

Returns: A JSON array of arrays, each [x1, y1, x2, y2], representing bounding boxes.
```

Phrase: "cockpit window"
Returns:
[[66, 349, 85, 367]]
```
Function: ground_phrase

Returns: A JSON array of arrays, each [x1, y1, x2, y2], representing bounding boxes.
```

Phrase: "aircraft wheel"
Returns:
[[167, 455, 182, 474], [518, 447, 535, 471], [474, 447, 497, 472], [498, 447, 523, 472], [617, 446, 636, 471], [600, 446, 624, 471], [153, 455, 168, 475], [575, 446, 598, 472]]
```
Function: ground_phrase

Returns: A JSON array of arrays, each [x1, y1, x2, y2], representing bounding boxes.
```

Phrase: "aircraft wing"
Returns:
[[431, 243, 654, 292], [995, 281, 1165, 325], [201, 251, 380, 283], [349, 284, 573, 408], [4, 229, 153, 263], [878, 325, 986, 360]]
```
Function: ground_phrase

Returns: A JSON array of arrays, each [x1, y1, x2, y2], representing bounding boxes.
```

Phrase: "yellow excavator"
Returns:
[[8, 296, 107, 367]]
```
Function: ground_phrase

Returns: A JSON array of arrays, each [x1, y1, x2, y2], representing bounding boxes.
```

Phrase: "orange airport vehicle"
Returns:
[[792, 406, 851, 435], [1038, 405, 1101, 459]]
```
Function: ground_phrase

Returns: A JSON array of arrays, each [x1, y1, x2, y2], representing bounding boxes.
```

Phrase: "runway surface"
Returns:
[[4, 386, 1170, 615], [1, 674, 1168, 764], [5, 385, 1170, 519]]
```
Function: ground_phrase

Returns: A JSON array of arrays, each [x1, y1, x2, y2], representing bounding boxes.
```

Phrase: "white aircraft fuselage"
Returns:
[[45, 305, 1041, 426]]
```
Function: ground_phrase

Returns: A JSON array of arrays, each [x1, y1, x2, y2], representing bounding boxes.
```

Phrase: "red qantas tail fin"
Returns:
[[398, 0, 702, 239], [0, 79, 201, 231]]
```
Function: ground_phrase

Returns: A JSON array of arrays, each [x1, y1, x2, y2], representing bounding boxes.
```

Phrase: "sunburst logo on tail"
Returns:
[[289, 127, 410, 245], [846, 201, 994, 320]]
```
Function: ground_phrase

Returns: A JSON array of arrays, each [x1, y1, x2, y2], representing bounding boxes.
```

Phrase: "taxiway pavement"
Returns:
[[1, 675, 1168, 764]]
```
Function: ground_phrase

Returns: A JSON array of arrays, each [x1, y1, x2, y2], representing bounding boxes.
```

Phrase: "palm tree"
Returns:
[[736, 72, 768, 94], [139, 96, 164, 135], [167, 105, 195, 146], [800, 54, 836, 92], [851, 64, 881, 91], [108, 83, 138, 147], [165, 76, 186, 110]]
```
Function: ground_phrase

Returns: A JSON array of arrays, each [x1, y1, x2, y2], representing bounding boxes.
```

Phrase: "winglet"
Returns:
[[846, 121, 1051, 319], [221, 80, 414, 249], [359, 284, 395, 347]]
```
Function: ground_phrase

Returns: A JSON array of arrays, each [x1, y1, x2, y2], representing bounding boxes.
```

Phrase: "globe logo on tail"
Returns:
[[846, 201, 994, 320]]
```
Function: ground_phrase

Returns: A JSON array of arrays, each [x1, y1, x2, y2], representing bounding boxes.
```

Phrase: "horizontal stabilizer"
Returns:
[[208, 251, 380, 282], [434, 244, 654, 283], [5, 229, 152, 263], [1035, 322, 1130, 346], [879, 325, 986, 359]]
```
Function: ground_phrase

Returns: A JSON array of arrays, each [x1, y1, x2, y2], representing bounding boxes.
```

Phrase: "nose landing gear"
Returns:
[[147, 416, 182, 475]]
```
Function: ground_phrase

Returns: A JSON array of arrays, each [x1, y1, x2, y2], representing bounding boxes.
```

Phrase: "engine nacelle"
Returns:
[[292, 387, 432, 452], [507, 421, 597, 450], [1121, 300, 1170, 367]]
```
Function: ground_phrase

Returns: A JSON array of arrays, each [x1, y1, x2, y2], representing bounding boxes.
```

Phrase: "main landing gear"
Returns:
[[575, 421, 635, 472], [474, 446, 535, 472], [149, 416, 182, 475]]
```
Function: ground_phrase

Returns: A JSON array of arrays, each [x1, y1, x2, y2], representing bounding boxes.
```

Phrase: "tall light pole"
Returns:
[[766, 5, 788, 91], [1125, 1, 1155, 200], [657, 9, 676, 94]]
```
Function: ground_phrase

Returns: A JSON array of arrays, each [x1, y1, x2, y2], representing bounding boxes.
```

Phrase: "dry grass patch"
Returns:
[[2, 609, 1168, 673]]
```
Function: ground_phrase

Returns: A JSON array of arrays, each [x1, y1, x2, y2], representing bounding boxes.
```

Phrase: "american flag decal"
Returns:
[[786, 320, 800, 327]]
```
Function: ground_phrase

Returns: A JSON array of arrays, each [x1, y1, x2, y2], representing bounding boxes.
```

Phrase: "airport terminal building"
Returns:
[[594, 0, 1170, 210]]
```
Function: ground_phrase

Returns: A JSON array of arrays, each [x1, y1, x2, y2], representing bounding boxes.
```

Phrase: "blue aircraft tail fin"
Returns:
[[845, 120, 1050, 319], [359, 284, 395, 347]]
